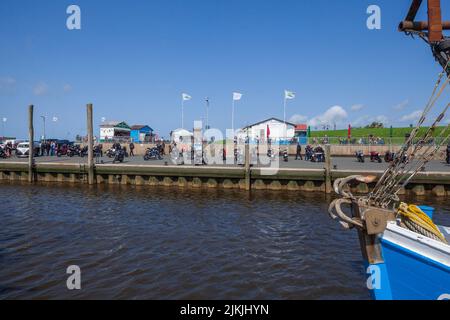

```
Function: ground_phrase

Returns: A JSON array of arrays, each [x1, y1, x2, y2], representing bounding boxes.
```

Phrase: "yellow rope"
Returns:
[[397, 203, 448, 244]]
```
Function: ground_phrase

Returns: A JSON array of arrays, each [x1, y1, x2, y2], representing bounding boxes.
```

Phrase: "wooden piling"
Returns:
[[86, 103, 95, 185], [28, 105, 34, 183], [325, 144, 332, 194], [244, 142, 251, 191]]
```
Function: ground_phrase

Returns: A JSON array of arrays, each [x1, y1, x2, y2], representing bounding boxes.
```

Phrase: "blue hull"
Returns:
[[367, 223, 450, 300]]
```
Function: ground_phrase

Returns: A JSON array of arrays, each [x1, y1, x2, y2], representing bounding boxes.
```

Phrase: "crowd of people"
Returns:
[[295, 143, 326, 162], [1, 141, 14, 157], [336, 136, 386, 145], [39, 141, 58, 156]]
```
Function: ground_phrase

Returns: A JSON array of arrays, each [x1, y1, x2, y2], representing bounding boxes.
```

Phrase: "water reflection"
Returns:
[[0, 181, 449, 299]]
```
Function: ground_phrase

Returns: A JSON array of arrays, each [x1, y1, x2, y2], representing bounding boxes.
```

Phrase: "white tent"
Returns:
[[171, 128, 193, 143]]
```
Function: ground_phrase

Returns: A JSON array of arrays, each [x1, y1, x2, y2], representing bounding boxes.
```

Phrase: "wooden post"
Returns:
[[325, 144, 332, 194], [244, 142, 251, 191], [87, 103, 95, 185], [28, 105, 34, 183]]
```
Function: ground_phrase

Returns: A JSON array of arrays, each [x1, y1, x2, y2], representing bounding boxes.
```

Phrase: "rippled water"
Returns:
[[1, 181, 449, 300]]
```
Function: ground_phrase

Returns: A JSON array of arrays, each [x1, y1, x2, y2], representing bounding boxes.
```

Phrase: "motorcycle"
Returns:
[[310, 152, 324, 163], [105, 148, 115, 158], [79, 146, 88, 157], [0, 147, 7, 159], [66, 145, 79, 157], [112, 148, 125, 164], [311, 147, 325, 163], [282, 150, 289, 162], [384, 151, 395, 163], [385, 151, 407, 163], [356, 150, 365, 163], [67, 145, 87, 157], [267, 149, 276, 161], [144, 147, 163, 161], [370, 151, 382, 163], [56, 144, 69, 157]]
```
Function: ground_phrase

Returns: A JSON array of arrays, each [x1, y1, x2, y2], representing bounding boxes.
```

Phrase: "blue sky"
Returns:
[[0, 0, 449, 139]]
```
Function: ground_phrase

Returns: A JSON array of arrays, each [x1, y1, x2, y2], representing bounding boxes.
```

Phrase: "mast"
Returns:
[[399, 0, 450, 75]]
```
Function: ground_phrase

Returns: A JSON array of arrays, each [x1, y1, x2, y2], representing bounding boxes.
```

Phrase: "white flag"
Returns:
[[182, 93, 192, 101], [52, 116, 58, 122], [285, 90, 295, 100], [233, 92, 243, 101]]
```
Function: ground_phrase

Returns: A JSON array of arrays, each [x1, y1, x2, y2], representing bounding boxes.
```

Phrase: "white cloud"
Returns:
[[393, 99, 409, 111], [374, 115, 389, 124], [33, 82, 49, 96], [0, 76, 16, 87], [352, 115, 389, 127], [400, 110, 422, 122], [350, 104, 364, 111], [63, 84, 72, 93], [352, 115, 370, 127], [308, 106, 348, 128], [289, 114, 308, 124], [0, 77, 16, 93]]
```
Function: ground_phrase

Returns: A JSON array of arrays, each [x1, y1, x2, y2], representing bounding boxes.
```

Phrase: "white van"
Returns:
[[15, 141, 40, 158]]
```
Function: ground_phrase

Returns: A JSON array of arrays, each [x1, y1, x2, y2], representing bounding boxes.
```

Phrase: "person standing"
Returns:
[[161, 140, 166, 156], [129, 142, 135, 157], [5, 142, 12, 157], [295, 140, 303, 160], [50, 141, 55, 156], [45, 142, 50, 156]]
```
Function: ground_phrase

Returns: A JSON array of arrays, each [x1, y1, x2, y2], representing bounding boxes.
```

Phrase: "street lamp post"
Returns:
[[1, 117, 6, 138], [40, 116, 46, 142], [205, 97, 210, 130]]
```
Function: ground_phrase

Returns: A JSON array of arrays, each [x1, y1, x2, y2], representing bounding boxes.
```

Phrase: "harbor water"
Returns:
[[1, 182, 449, 300]]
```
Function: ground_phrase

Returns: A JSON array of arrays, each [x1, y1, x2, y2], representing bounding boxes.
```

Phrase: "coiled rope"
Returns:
[[397, 203, 448, 244]]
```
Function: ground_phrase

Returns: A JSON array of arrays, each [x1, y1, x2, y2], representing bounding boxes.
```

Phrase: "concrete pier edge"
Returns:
[[0, 161, 449, 196]]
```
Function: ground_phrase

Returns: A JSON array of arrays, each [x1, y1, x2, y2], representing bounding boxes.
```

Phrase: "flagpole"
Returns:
[[232, 98, 235, 133], [283, 96, 287, 141], [182, 98, 184, 129], [205, 97, 209, 130]]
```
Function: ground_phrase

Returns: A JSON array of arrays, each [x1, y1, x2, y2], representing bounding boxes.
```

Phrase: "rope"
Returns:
[[397, 203, 448, 244]]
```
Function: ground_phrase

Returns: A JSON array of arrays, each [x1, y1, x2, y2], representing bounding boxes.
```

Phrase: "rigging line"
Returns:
[[387, 124, 450, 201], [386, 130, 450, 207], [382, 131, 450, 207], [370, 73, 445, 199], [373, 119, 448, 205], [370, 68, 450, 202]]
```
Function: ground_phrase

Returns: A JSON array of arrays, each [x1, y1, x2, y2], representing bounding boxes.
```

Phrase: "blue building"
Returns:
[[130, 125, 154, 143]]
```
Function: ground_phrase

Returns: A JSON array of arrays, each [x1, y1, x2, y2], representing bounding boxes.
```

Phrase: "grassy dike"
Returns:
[[310, 126, 446, 139]]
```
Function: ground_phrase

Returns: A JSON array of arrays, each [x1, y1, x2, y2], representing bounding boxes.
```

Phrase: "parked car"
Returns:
[[15, 142, 40, 158]]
